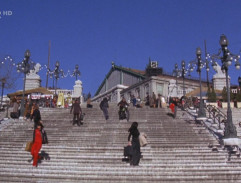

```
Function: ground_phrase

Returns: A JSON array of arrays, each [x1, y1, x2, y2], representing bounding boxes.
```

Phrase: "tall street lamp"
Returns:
[[173, 63, 181, 96], [181, 60, 188, 96], [173, 62, 188, 97], [204, 40, 210, 89], [205, 55, 210, 89], [17, 50, 34, 117], [211, 34, 240, 138], [0, 78, 6, 109], [53, 61, 64, 94], [48, 71, 55, 89], [189, 48, 207, 120], [73, 64, 81, 81]]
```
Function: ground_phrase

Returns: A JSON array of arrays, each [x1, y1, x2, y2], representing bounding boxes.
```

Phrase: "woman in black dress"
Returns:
[[128, 122, 141, 166]]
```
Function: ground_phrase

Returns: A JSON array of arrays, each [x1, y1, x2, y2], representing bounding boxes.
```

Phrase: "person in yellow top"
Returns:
[[57, 93, 64, 108]]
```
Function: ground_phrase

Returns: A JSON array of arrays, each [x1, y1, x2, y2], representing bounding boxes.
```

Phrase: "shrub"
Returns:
[[207, 86, 216, 102], [236, 92, 241, 102]]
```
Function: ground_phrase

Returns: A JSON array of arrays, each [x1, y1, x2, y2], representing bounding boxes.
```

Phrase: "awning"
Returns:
[[7, 87, 54, 99]]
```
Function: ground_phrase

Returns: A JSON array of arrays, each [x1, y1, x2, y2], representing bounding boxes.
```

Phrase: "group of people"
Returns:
[[29, 97, 141, 167], [11, 96, 41, 121], [145, 92, 167, 108], [31, 99, 85, 167], [11, 94, 170, 168], [10, 96, 48, 167], [98, 97, 130, 121]]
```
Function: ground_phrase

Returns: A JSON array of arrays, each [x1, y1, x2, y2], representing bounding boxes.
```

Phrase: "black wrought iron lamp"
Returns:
[[17, 50, 35, 117], [73, 64, 81, 81], [211, 34, 240, 138], [53, 61, 64, 94], [189, 48, 208, 120]]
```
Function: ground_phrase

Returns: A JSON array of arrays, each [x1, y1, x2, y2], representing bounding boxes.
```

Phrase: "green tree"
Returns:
[[206, 87, 211, 101], [236, 91, 241, 102], [210, 86, 217, 102]]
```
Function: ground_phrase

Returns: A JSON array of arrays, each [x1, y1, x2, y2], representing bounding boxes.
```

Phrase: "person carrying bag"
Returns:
[[127, 122, 141, 166]]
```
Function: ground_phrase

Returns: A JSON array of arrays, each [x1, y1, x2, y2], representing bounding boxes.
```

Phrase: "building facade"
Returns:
[[92, 61, 208, 103]]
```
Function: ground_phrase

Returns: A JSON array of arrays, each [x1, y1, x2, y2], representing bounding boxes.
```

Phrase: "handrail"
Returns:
[[205, 104, 227, 129], [186, 102, 241, 156]]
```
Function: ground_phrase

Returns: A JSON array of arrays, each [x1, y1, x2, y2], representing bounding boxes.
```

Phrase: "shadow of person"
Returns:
[[38, 150, 51, 164], [167, 112, 175, 118], [27, 150, 50, 164]]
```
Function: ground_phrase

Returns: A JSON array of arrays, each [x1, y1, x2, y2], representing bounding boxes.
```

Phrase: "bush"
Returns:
[[236, 92, 241, 102], [207, 86, 216, 102], [221, 86, 234, 102]]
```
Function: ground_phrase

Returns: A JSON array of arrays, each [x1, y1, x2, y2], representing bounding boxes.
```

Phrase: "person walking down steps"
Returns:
[[31, 122, 42, 167], [100, 97, 109, 120], [32, 104, 41, 129], [70, 99, 83, 126]]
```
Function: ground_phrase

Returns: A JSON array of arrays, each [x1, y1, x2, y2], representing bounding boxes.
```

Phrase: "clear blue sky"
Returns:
[[1, 0, 241, 96]]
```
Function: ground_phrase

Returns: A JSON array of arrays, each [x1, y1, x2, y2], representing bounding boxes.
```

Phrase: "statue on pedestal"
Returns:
[[168, 79, 178, 97], [25, 63, 41, 90]]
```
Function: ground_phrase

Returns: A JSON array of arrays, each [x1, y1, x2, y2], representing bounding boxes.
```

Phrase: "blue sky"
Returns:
[[0, 0, 241, 96]]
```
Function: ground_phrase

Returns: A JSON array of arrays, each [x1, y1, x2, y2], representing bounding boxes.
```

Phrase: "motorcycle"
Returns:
[[119, 105, 130, 121]]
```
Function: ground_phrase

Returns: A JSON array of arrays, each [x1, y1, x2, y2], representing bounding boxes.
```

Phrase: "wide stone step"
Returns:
[[1, 106, 241, 182], [1, 168, 241, 183]]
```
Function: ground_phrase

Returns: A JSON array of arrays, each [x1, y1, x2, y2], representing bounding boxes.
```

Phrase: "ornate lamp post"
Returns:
[[73, 64, 81, 81], [48, 71, 55, 89], [181, 60, 188, 96], [0, 78, 6, 109], [173, 63, 181, 96], [173, 62, 188, 97], [205, 56, 210, 89], [17, 50, 34, 117], [53, 61, 64, 94], [189, 48, 207, 120], [211, 34, 240, 138]]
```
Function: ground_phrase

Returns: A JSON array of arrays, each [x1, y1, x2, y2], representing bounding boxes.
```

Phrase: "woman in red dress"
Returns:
[[31, 123, 42, 167]]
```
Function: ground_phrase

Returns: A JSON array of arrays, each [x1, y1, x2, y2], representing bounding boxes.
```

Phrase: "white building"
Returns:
[[92, 61, 208, 103]]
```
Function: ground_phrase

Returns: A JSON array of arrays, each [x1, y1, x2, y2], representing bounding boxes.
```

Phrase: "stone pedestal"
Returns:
[[223, 138, 241, 149], [213, 76, 229, 91], [72, 80, 83, 103], [25, 75, 41, 90], [25, 63, 41, 90], [212, 63, 230, 90]]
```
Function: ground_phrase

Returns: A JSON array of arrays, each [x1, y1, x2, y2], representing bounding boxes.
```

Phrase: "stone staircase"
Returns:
[[1, 105, 241, 182]]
